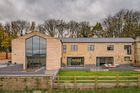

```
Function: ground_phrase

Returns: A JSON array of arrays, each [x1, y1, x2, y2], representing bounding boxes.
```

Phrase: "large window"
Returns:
[[96, 57, 114, 66], [26, 36, 46, 69], [67, 57, 84, 66]]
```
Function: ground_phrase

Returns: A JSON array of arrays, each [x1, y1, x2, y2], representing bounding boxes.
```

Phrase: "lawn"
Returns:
[[58, 70, 140, 76], [54, 87, 140, 93], [1, 87, 140, 93]]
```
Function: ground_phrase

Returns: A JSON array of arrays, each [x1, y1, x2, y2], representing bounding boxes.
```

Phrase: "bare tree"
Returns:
[[30, 21, 36, 32], [102, 9, 140, 38], [67, 21, 80, 38], [56, 20, 67, 38], [11, 20, 30, 36], [43, 19, 58, 37], [37, 24, 46, 34]]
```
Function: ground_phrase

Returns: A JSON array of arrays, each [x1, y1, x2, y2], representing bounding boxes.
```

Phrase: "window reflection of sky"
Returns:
[[26, 35, 46, 68]]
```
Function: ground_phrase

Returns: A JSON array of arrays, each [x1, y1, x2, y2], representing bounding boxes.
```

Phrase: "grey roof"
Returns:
[[61, 38, 134, 43]]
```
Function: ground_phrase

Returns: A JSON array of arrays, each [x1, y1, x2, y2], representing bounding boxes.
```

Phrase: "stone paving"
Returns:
[[61, 64, 140, 71], [0, 63, 59, 77], [0, 64, 46, 75]]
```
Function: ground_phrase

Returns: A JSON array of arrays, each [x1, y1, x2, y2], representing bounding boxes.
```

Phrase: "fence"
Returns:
[[53, 75, 140, 89], [0, 75, 140, 92]]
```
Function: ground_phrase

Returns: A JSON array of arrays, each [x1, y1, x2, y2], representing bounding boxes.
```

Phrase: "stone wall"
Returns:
[[0, 76, 51, 91], [62, 42, 134, 66]]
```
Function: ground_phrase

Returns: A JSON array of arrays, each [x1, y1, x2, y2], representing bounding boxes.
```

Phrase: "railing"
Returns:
[[53, 76, 140, 89]]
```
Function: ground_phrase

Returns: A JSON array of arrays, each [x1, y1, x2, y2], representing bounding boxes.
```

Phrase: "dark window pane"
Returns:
[[107, 45, 114, 51], [124, 45, 131, 55], [63, 45, 66, 53], [71, 45, 78, 51]]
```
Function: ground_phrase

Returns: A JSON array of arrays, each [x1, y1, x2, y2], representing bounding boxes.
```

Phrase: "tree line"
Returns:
[[0, 9, 140, 56]]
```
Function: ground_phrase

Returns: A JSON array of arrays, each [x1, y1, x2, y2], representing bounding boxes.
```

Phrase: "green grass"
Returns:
[[53, 87, 140, 93], [58, 70, 140, 76], [1, 88, 140, 93]]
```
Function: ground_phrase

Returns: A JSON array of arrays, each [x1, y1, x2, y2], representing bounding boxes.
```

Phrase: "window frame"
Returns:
[[107, 45, 114, 51], [124, 56, 131, 61], [71, 45, 78, 51], [88, 45, 94, 51], [124, 45, 132, 55], [63, 45, 67, 53], [25, 35, 46, 69]]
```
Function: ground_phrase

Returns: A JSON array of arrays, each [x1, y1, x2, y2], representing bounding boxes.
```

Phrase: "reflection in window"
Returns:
[[71, 45, 78, 51], [124, 45, 131, 55], [63, 45, 67, 53], [26, 36, 46, 69], [88, 45, 94, 51]]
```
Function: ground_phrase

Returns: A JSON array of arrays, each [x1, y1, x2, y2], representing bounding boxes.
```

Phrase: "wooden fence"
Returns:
[[0, 75, 140, 91], [53, 76, 140, 89]]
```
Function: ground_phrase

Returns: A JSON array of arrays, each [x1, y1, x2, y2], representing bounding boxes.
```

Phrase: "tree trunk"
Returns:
[[6, 48, 9, 59]]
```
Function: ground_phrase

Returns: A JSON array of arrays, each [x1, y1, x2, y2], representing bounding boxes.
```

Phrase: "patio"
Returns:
[[0, 63, 59, 77], [61, 64, 140, 71]]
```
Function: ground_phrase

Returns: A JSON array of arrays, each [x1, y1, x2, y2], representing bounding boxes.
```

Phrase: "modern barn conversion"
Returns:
[[11, 31, 140, 71]]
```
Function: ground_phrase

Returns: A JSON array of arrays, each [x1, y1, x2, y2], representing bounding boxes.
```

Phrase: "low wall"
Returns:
[[0, 75, 51, 91], [0, 52, 11, 60], [0, 75, 140, 91]]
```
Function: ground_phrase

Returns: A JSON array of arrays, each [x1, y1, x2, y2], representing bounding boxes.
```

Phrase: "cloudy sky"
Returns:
[[0, 0, 140, 24]]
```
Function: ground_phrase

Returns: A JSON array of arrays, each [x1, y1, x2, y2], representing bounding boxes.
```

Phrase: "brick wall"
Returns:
[[0, 52, 11, 60]]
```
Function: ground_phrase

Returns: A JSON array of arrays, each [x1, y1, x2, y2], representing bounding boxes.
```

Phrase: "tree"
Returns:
[[92, 22, 104, 38], [78, 22, 93, 37], [0, 24, 15, 59], [30, 21, 36, 32], [43, 19, 58, 37], [0, 24, 5, 52], [11, 20, 30, 36], [67, 21, 80, 38], [37, 24, 46, 34], [56, 20, 67, 38], [102, 9, 140, 38]]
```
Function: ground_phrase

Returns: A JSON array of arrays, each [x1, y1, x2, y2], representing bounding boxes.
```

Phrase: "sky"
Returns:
[[0, 0, 140, 24]]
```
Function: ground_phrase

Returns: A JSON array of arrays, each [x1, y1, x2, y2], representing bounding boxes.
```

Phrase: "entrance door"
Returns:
[[96, 57, 114, 66], [67, 57, 84, 67]]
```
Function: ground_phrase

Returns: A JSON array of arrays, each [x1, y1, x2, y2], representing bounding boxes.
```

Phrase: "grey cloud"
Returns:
[[0, 0, 140, 24]]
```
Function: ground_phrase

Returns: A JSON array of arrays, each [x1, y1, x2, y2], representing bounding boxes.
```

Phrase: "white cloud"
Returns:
[[0, 0, 140, 24]]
